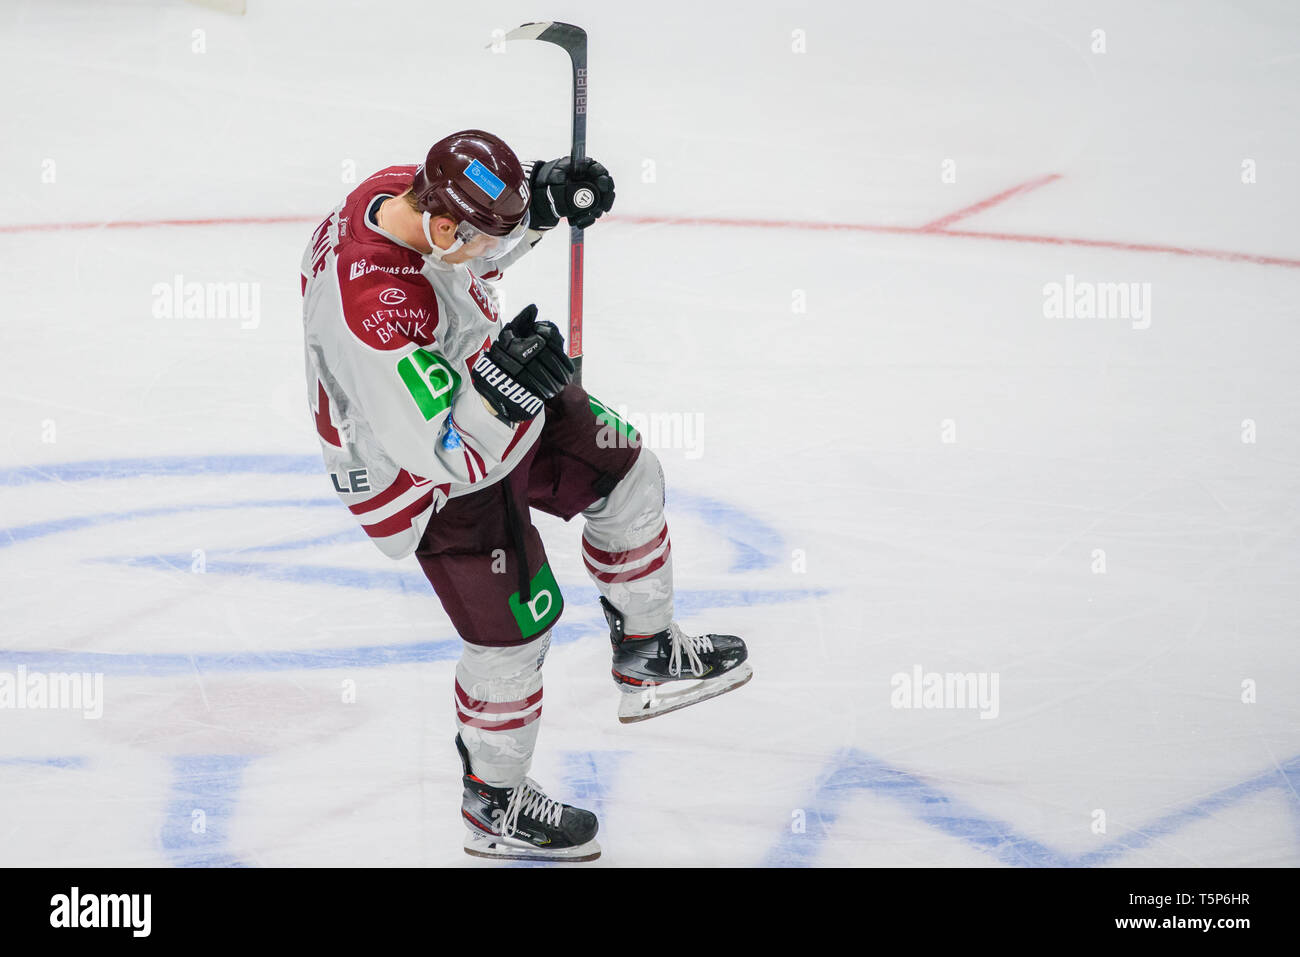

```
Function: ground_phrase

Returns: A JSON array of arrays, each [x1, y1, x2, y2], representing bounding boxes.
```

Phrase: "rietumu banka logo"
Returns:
[[50, 887, 151, 938]]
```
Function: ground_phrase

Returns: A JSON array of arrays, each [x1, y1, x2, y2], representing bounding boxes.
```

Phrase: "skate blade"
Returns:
[[463, 832, 601, 863], [617, 662, 753, 723]]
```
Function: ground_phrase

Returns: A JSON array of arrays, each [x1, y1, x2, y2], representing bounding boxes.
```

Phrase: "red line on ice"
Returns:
[[610, 212, 1300, 270], [3, 199, 1299, 269], [919, 172, 1063, 231], [928, 227, 1300, 269], [0, 215, 316, 233]]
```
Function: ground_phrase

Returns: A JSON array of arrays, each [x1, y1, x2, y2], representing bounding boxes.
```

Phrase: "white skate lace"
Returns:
[[667, 623, 714, 678], [501, 778, 564, 837]]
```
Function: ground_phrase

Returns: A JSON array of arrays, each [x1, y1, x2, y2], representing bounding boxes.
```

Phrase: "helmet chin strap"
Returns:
[[421, 211, 464, 262]]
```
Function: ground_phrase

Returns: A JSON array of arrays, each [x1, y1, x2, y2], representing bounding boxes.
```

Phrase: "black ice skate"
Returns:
[[601, 597, 753, 723], [456, 734, 600, 862]]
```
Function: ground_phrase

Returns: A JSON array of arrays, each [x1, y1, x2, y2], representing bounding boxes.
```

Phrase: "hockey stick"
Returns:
[[501, 21, 588, 385]]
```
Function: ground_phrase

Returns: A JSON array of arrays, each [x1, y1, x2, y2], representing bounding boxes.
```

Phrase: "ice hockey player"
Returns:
[[299, 130, 751, 861]]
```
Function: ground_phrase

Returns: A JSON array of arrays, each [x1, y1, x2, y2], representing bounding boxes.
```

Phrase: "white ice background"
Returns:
[[1, 0, 1299, 866]]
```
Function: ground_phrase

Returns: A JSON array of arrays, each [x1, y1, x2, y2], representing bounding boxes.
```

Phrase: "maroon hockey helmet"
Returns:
[[410, 129, 530, 237]]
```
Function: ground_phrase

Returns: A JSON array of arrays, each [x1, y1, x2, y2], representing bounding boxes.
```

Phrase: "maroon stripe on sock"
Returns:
[[457, 707, 542, 731], [455, 682, 543, 715], [582, 522, 668, 567], [583, 546, 671, 584]]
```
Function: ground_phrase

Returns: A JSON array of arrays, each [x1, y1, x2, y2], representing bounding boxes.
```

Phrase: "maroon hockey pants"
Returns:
[[414, 384, 640, 647]]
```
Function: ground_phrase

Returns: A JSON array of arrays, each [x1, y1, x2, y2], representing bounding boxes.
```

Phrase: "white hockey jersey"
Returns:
[[300, 165, 545, 559]]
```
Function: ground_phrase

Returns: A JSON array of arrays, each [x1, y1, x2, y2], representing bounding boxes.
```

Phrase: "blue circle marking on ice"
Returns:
[[0, 454, 825, 676]]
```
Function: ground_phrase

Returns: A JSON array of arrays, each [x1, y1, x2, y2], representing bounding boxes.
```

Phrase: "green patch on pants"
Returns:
[[508, 562, 564, 639], [589, 394, 640, 446]]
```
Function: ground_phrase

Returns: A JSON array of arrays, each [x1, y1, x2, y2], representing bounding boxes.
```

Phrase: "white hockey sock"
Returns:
[[581, 450, 675, 635], [455, 632, 549, 787]]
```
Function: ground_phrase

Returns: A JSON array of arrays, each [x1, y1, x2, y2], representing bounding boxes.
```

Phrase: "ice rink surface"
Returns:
[[2, 0, 1299, 866]]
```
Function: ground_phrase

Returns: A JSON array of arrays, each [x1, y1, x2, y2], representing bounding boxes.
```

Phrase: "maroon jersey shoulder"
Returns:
[[333, 166, 440, 351]]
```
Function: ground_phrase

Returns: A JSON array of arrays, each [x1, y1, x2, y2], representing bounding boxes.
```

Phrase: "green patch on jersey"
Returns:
[[397, 348, 460, 421]]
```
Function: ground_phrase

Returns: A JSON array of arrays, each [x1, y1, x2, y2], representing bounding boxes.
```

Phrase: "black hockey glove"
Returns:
[[470, 304, 575, 424], [527, 156, 615, 231]]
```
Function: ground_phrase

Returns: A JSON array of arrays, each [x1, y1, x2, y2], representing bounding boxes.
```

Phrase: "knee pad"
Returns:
[[456, 631, 550, 703], [584, 449, 665, 539]]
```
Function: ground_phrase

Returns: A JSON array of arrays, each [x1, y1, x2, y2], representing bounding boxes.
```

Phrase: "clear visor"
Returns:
[[454, 210, 530, 262]]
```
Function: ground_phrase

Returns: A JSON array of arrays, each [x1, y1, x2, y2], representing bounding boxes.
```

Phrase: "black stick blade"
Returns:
[[504, 21, 586, 55]]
